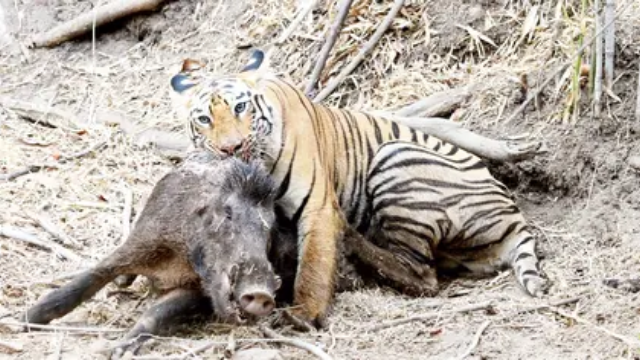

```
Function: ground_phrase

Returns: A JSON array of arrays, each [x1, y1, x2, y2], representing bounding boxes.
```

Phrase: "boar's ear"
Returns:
[[188, 244, 208, 280]]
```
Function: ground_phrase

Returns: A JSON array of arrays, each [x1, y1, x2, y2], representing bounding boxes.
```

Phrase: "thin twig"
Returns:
[[30, 268, 89, 286], [504, 0, 633, 125], [364, 301, 493, 333], [275, 0, 320, 45], [516, 295, 584, 315], [304, 0, 354, 96], [23, 210, 82, 248], [29, 0, 168, 48], [0, 141, 107, 181], [0, 319, 125, 333], [635, 59, 640, 121], [313, 0, 406, 103], [260, 326, 333, 360], [0, 340, 23, 354], [224, 330, 236, 358], [603, 0, 616, 89], [455, 321, 491, 360], [547, 307, 640, 348], [0, 225, 83, 262]]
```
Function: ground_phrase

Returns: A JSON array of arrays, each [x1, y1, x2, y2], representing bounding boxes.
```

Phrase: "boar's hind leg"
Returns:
[[24, 268, 117, 325], [112, 288, 211, 359], [345, 228, 438, 297], [113, 274, 137, 288]]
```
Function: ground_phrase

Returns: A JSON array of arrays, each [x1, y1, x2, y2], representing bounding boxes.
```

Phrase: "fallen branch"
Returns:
[[260, 326, 333, 360], [275, 0, 320, 45], [313, 0, 406, 103], [455, 321, 491, 360], [304, 0, 354, 96], [23, 210, 82, 248], [0, 141, 107, 181], [0, 97, 81, 131], [393, 87, 472, 118], [97, 110, 191, 154], [504, 0, 633, 125], [364, 301, 493, 333], [373, 114, 545, 162], [29, 0, 168, 48], [0, 340, 23, 354], [0, 225, 83, 262], [547, 307, 640, 348]]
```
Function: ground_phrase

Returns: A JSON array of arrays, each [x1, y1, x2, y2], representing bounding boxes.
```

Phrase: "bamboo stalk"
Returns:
[[593, 0, 603, 116], [603, 0, 615, 89]]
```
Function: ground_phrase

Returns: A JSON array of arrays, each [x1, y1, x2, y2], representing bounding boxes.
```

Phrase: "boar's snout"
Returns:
[[239, 289, 275, 317], [233, 257, 280, 318]]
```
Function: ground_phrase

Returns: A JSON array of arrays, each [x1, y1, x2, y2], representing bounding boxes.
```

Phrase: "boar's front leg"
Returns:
[[111, 288, 212, 359]]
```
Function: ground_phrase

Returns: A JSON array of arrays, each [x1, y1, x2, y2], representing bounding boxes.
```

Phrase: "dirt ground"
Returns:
[[1, 0, 640, 359]]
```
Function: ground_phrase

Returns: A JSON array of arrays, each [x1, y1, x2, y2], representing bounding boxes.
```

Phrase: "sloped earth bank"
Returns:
[[1, 0, 640, 359]]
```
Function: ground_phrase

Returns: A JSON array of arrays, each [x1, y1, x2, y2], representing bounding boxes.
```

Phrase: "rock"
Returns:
[[628, 156, 640, 170], [231, 348, 284, 360]]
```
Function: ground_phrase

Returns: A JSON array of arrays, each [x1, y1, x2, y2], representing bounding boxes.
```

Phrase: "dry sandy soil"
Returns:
[[1, 0, 640, 359]]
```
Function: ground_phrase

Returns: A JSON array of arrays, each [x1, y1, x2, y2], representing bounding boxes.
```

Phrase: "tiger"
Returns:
[[345, 140, 545, 297], [169, 49, 546, 326]]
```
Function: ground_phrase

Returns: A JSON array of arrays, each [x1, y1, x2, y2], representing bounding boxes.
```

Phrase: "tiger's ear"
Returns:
[[238, 48, 274, 82], [240, 49, 265, 72], [170, 58, 205, 94]]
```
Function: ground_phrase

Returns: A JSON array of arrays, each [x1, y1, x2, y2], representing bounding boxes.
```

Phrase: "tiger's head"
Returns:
[[170, 50, 281, 163]]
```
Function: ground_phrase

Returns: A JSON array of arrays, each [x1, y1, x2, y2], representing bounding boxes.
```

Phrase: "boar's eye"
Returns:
[[224, 204, 233, 220]]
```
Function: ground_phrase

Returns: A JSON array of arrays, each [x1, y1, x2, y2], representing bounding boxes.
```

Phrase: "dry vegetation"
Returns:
[[1, 0, 640, 359]]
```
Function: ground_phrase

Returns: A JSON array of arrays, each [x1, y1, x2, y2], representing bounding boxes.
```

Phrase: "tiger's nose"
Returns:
[[220, 143, 243, 155]]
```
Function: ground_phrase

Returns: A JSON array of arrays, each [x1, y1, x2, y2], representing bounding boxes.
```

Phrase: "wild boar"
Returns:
[[22, 151, 282, 356]]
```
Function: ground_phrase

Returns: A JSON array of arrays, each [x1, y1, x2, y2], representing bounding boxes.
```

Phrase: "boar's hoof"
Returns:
[[270, 309, 324, 332]]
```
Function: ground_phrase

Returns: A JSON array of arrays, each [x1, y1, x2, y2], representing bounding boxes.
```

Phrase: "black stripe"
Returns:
[[517, 236, 534, 248], [445, 145, 459, 156], [291, 164, 316, 226], [522, 270, 539, 277], [410, 128, 418, 142], [462, 219, 502, 242], [367, 115, 384, 144], [347, 112, 365, 223], [275, 142, 296, 200], [381, 215, 438, 237], [515, 252, 533, 262], [461, 159, 487, 171], [391, 121, 400, 138], [374, 180, 442, 199], [458, 199, 509, 210]]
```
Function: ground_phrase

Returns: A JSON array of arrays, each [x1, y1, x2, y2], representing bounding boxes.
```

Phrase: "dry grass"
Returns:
[[2, 0, 640, 359]]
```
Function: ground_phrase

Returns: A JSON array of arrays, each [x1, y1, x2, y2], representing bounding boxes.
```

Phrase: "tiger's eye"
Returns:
[[197, 116, 211, 125], [234, 102, 247, 114]]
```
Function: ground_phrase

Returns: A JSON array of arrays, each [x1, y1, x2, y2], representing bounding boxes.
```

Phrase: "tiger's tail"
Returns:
[[508, 230, 547, 297]]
